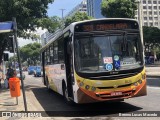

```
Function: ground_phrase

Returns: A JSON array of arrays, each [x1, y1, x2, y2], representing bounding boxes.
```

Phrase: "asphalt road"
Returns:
[[23, 71, 160, 119]]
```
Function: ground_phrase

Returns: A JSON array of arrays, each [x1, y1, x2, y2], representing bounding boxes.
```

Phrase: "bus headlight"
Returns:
[[91, 86, 96, 91], [85, 85, 90, 90], [133, 82, 138, 86], [138, 80, 142, 84], [79, 82, 84, 87]]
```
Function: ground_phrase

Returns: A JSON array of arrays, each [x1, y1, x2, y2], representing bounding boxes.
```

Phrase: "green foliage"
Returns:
[[101, 0, 137, 18], [20, 42, 41, 65], [64, 12, 93, 27], [143, 26, 160, 55], [143, 26, 160, 46], [0, 0, 54, 36], [37, 16, 61, 33]]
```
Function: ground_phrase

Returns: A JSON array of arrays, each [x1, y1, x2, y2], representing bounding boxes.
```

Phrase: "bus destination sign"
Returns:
[[75, 20, 138, 32], [83, 23, 128, 31]]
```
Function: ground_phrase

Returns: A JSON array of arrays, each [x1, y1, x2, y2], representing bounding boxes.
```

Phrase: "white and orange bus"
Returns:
[[41, 18, 147, 104]]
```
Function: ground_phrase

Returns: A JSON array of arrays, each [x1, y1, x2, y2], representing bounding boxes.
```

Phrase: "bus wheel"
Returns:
[[63, 84, 73, 104]]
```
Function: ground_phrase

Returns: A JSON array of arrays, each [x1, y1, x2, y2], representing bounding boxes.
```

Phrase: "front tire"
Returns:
[[62, 84, 73, 104]]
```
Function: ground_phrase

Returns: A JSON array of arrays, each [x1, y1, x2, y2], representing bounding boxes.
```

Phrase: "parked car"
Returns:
[[16, 69, 25, 80], [34, 66, 42, 77], [28, 66, 35, 75]]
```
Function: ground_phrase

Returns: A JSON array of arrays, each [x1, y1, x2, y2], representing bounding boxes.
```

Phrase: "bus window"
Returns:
[[58, 38, 64, 63], [50, 44, 54, 64], [53, 41, 58, 63]]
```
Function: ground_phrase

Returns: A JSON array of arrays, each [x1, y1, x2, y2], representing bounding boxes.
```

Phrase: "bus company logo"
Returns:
[[113, 85, 118, 88], [1, 112, 12, 117]]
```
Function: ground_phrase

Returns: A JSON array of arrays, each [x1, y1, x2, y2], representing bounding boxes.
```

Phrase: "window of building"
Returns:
[[159, 6, 160, 9], [144, 22, 148, 26], [149, 17, 153, 20], [149, 22, 153, 26], [148, 1, 151, 4], [143, 6, 147, 9], [155, 22, 158, 26], [153, 1, 157, 4], [159, 1, 160, 4], [143, 0, 146, 4], [154, 17, 158, 20], [148, 6, 152, 9], [154, 6, 157, 9], [154, 11, 157, 15], [144, 17, 147, 20], [143, 11, 147, 15], [149, 11, 152, 15]]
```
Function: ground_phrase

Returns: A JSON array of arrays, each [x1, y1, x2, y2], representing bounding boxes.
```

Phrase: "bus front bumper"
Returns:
[[77, 80, 147, 104]]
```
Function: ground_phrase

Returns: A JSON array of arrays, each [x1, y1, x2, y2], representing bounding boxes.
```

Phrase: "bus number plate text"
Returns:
[[111, 92, 122, 96]]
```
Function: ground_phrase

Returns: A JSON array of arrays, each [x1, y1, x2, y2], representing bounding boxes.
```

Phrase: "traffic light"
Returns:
[[4, 53, 9, 61], [8, 37, 14, 53]]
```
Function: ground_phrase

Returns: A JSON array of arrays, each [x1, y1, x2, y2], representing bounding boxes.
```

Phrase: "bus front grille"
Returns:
[[96, 90, 133, 99], [97, 83, 132, 89]]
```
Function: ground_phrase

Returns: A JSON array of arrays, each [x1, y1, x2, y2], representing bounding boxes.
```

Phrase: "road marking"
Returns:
[[147, 86, 160, 90]]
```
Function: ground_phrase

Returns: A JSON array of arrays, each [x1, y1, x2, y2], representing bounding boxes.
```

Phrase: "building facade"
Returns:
[[135, 0, 160, 28], [87, 0, 104, 18], [65, 0, 87, 18]]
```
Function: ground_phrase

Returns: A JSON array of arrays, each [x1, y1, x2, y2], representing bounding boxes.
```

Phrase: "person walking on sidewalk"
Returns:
[[6, 66, 14, 88]]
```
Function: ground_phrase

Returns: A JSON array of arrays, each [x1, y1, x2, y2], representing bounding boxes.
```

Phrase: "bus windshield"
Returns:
[[74, 33, 143, 73]]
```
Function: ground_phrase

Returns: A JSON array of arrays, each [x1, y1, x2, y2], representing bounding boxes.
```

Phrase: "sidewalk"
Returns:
[[0, 82, 44, 111]]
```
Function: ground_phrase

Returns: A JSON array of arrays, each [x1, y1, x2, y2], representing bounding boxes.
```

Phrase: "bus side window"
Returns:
[[50, 44, 54, 64], [53, 41, 58, 64], [58, 37, 64, 63]]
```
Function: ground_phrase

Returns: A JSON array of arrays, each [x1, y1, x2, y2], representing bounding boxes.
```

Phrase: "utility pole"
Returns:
[[60, 8, 65, 20]]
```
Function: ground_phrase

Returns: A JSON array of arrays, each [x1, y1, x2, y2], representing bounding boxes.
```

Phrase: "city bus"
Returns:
[[40, 18, 147, 104]]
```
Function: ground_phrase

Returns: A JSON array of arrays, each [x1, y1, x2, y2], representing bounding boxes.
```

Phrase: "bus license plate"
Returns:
[[111, 92, 122, 96]]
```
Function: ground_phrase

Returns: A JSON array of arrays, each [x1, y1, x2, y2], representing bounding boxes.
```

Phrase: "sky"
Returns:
[[47, 0, 83, 17]]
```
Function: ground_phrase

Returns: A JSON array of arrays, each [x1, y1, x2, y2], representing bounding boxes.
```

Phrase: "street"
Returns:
[[22, 66, 160, 118]]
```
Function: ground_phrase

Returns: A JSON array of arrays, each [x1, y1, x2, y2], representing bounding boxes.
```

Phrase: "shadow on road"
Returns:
[[31, 87, 142, 117]]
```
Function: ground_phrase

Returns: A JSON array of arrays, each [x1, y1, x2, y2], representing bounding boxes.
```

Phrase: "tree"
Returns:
[[143, 26, 160, 52], [101, 0, 137, 18], [0, 0, 54, 34], [64, 12, 93, 27], [0, 0, 54, 63], [38, 16, 61, 33], [20, 42, 41, 66]]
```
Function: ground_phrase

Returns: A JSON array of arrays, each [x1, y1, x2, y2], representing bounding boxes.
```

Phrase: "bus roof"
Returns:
[[40, 18, 138, 52]]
